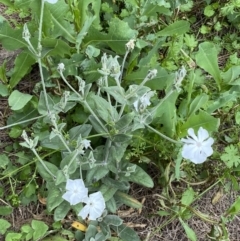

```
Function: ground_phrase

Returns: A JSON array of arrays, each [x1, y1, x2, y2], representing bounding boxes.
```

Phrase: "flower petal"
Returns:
[[187, 128, 199, 142], [198, 127, 209, 142], [79, 205, 90, 219]]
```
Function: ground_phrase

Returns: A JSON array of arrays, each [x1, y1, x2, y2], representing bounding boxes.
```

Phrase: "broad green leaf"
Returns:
[[32, 220, 48, 241], [0, 83, 8, 97], [0, 21, 28, 50], [0, 154, 9, 168], [102, 86, 126, 105], [104, 215, 123, 226], [188, 93, 209, 117], [69, 124, 92, 140], [102, 177, 129, 190], [226, 196, 240, 216], [5, 232, 22, 241], [157, 20, 190, 36], [54, 201, 71, 221], [106, 197, 117, 213], [112, 134, 132, 143], [37, 161, 59, 182], [195, 42, 221, 90], [0, 206, 13, 216], [45, 0, 75, 43], [0, 219, 11, 235], [42, 235, 69, 241], [115, 191, 142, 209], [206, 91, 238, 113], [89, 115, 107, 134], [181, 187, 195, 206], [111, 224, 140, 241], [125, 165, 154, 188], [8, 90, 32, 111], [47, 188, 64, 212], [180, 110, 219, 137], [9, 126, 23, 138], [60, 150, 78, 174], [221, 66, 240, 85], [179, 219, 197, 241], [99, 184, 118, 202], [84, 18, 137, 55], [86, 166, 109, 183], [38, 92, 56, 115], [115, 113, 135, 131], [85, 225, 98, 240], [88, 93, 118, 123], [41, 38, 71, 58]]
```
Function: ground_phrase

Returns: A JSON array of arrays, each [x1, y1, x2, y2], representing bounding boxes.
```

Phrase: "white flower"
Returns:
[[44, 0, 58, 4], [57, 63, 65, 72], [62, 179, 88, 205], [78, 192, 105, 221], [126, 39, 135, 51], [81, 139, 91, 149], [181, 127, 214, 164], [133, 91, 155, 113]]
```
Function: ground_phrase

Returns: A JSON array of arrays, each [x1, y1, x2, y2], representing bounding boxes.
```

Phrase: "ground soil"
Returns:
[[1, 3, 240, 241]]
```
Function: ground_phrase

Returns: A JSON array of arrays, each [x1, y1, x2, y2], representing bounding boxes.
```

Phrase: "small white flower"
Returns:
[[78, 191, 105, 220], [133, 91, 155, 113], [126, 39, 135, 51], [62, 179, 88, 205], [44, 0, 58, 4], [181, 127, 214, 164], [57, 63, 65, 72], [81, 139, 91, 149]]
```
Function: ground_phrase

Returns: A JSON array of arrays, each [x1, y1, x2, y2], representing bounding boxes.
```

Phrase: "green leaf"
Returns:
[[179, 219, 197, 241], [195, 42, 221, 90], [37, 161, 58, 182], [104, 215, 123, 226], [45, 0, 75, 43], [180, 110, 219, 137], [188, 93, 209, 117], [204, 5, 215, 17], [84, 18, 137, 55], [38, 91, 56, 115], [99, 184, 118, 202], [47, 188, 64, 212], [206, 91, 238, 113], [226, 196, 240, 216], [54, 201, 71, 221], [220, 145, 240, 168], [115, 191, 142, 209], [181, 187, 195, 206], [111, 224, 140, 241], [60, 151, 78, 174], [0, 219, 11, 235], [221, 66, 240, 85], [9, 52, 35, 88], [42, 235, 69, 241], [9, 126, 22, 138], [106, 197, 117, 213], [8, 90, 32, 111], [0, 154, 10, 168], [125, 165, 154, 188], [86, 166, 109, 183], [0, 83, 8, 97], [115, 113, 135, 131], [103, 86, 126, 105], [112, 134, 132, 143], [32, 220, 48, 241], [5, 232, 22, 241], [0, 206, 13, 216], [0, 21, 28, 50], [157, 20, 190, 36]]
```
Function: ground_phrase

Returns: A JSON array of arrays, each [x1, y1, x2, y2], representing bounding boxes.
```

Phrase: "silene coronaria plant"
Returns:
[[1, 0, 217, 240]]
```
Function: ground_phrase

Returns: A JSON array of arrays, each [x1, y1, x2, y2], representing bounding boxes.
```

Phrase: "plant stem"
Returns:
[[32, 148, 56, 179], [145, 124, 180, 144], [0, 115, 45, 130]]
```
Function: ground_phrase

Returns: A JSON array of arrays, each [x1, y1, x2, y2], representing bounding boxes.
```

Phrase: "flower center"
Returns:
[[196, 141, 202, 147]]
